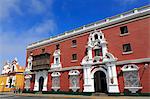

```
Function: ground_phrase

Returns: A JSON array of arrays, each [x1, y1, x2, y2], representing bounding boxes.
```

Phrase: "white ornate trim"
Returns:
[[122, 64, 142, 93], [51, 72, 61, 77], [69, 70, 80, 76], [125, 87, 142, 93], [51, 49, 62, 69], [121, 64, 139, 72]]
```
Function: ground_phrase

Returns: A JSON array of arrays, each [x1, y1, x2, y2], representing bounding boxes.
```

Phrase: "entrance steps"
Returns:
[[92, 92, 107, 96]]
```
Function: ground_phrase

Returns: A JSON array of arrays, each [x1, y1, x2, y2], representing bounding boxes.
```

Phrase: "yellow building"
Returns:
[[0, 58, 25, 92]]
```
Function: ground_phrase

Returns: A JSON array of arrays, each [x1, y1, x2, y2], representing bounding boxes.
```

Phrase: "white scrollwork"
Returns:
[[121, 64, 142, 93]]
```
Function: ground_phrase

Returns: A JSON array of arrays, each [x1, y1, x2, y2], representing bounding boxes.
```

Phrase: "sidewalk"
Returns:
[[0, 92, 149, 99]]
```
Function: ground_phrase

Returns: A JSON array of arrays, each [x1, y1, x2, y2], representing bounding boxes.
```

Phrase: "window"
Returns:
[[12, 66, 15, 72], [56, 44, 60, 50], [72, 54, 77, 60], [52, 77, 60, 89], [123, 43, 132, 52], [121, 64, 142, 93], [94, 34, 98, 40], [8, 78, 12, 88], [94, 49, 101, 56], [55, 58, 59, 64], [120, 26, 128, 34], [51, 72, 61, 91], [72, 40, 77, 47], [69, 70, 80, 92]]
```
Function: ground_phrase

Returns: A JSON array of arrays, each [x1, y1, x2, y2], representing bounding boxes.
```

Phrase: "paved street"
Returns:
[[0, 93, 149, 99]]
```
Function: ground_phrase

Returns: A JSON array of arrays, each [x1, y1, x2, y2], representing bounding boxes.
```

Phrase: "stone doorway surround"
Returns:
[[33, 70, 48, 91], [81, 30, 119, 93]]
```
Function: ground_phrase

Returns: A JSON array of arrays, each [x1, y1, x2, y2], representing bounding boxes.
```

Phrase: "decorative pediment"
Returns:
[[53, 49, 61, 56], [51, 72, 61, 77], [69, 70, 80, 76], [81, 30, 117, 65], [121, 64, 139, 72]]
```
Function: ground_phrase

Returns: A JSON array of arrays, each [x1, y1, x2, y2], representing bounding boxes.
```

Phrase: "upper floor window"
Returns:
[[12, 66, 15, 71], [120, 26, 128, 34], [72, 40, 77, 47], [41, 48, 45, 53], [72, 54, 77, 60], [94, 49, 101, 56], [123, 43, 132, 52], [55, 58, 59, 64], [56, 44, 60, 50], [94, 34, 98, 40]]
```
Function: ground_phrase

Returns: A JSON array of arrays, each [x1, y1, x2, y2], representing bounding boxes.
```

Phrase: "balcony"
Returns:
[[32, 53, 50, 71]]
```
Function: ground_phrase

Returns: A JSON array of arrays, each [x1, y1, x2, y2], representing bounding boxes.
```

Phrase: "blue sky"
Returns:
[[0, 0, 149, 72]]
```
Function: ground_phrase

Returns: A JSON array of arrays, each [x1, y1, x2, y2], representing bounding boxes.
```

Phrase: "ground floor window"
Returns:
[[51, 72, 60, 91], [69, 70, 80, 92], [121, 64, 142, 93], [25, 79, 30, 90]]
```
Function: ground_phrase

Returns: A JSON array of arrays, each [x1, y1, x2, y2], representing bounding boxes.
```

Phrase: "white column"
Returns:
[[88, 47, 93, 63], [101, 42, 108, 58], [107, 63, 119, 93], [83, 65, 94, 92], [42, 71, 48, 91]]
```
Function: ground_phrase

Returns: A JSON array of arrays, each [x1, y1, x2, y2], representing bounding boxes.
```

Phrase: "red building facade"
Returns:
[[24, 6, 150, 94]]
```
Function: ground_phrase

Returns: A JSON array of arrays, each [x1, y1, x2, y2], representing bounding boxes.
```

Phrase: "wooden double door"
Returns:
[[94, 71, 107, 93]]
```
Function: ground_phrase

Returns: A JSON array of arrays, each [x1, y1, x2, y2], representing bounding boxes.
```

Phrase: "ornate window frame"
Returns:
[[121, 64, 142, 93], [51, 72, 61, 91], [69, 70, 80, 92], [51, 49, 62, 69]]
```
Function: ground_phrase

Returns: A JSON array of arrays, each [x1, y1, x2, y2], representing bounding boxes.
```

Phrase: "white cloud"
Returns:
[[28, 0, 53, 14], [0, 0, 21, 20], [0, 0, 53, 21], [26, 19, 56, 36], [0, 18, 57, 72]]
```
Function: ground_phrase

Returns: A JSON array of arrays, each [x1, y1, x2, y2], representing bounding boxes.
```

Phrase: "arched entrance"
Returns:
[[94, 71, 107, 93], [39, 76, 44, 91]]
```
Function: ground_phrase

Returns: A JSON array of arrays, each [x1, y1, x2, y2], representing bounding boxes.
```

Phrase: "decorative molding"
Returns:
[[122, 51, 133, 55], [69, 70, 80, 76], [121, 64, 139, 71], [120, 32, 130, 37], [48, 66, 82, 72], [27, 5, 150, 50], [125, 87, 143, 93], [116, 58, 150, 65]]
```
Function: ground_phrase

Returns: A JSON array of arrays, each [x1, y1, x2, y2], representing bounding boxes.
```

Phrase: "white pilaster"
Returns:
[[83, 65, 94, 92], [107, 63, 119, 93]]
